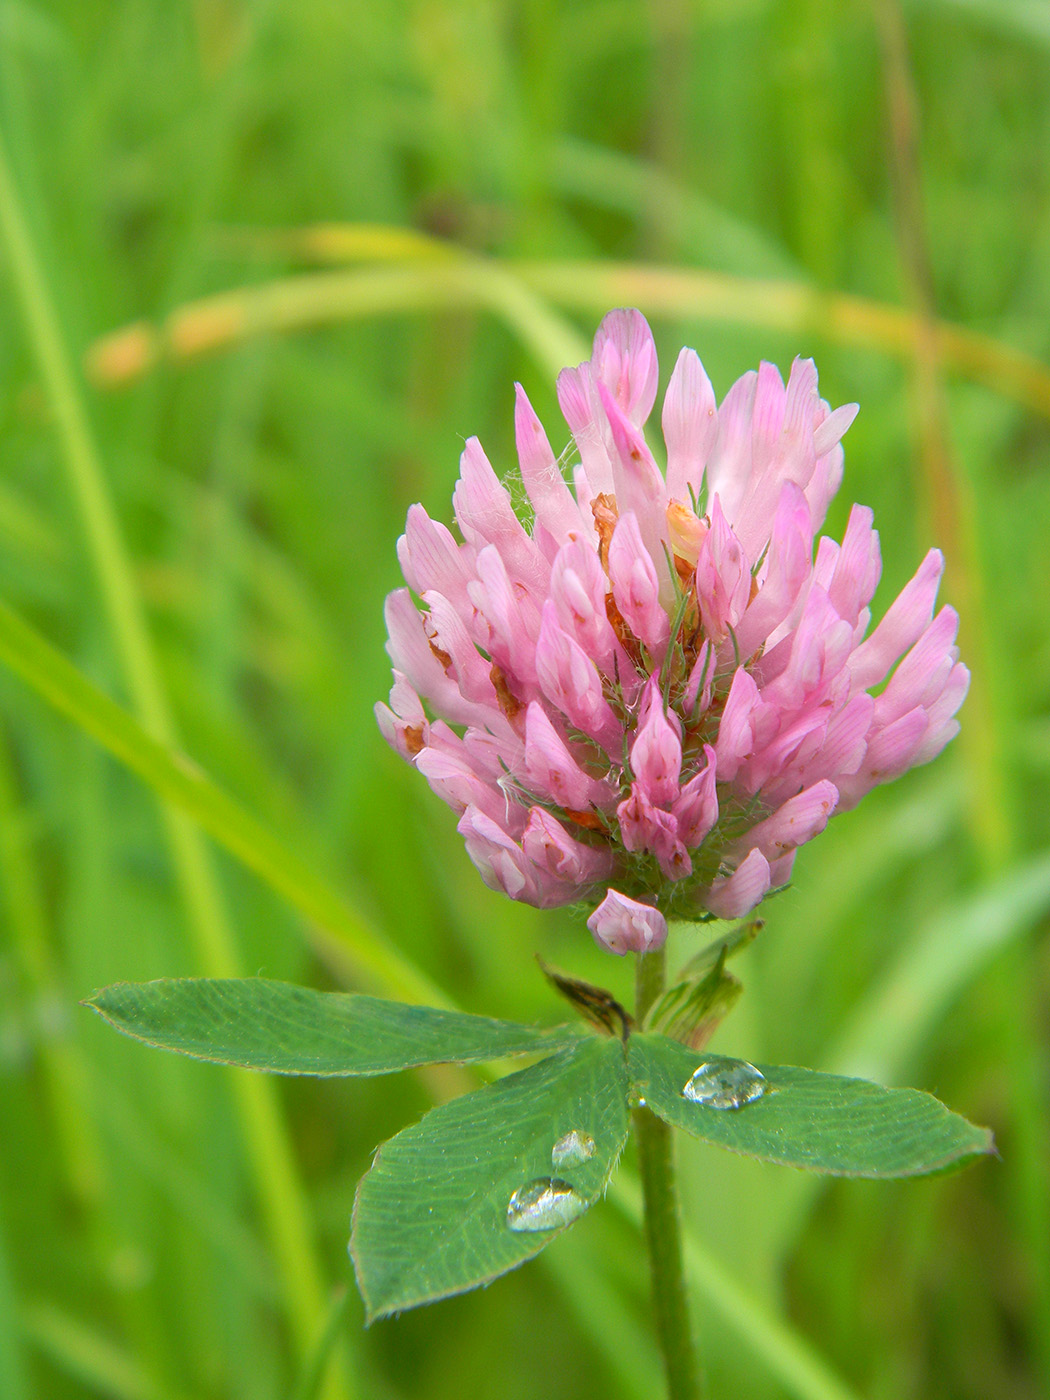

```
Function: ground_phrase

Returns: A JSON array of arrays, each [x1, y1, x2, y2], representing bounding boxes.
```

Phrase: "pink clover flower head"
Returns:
[[378, 310, 968, 947]]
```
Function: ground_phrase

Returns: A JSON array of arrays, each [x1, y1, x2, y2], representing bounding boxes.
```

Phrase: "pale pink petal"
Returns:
[[617, 789, 692, 882], [397, 504, 476, 603], [741, 780, 839, 861], [550, 537, 617, 666], [673, 745, 718, 848], [422, 591, 498, 705], [848, 549, 943, 690], [695, 496, 752, 644], [452, 437, 550, 594], [414, 747, 511, 828], [715, 667, 763, 781], [588, 889, 667, 955], [683, 642, 714, 716], [663, 346, 718, 505], [375, 672, 428, 761], [608, 511, 671, 654], [598, 383, 672, 599], [629, 679, 683, 806], [733, 482, 813, 659], [514, 384, 590, 545], [385, 590, 508, 733], [523, 701, 615, 813], [467, 544, 542, 690], [912, 662, 969, 765], [706, 848, 771, 919], [591, 308, 660, 427], [535, 602, 621, 750], [522, 808, 616, 885], [557, 365, 615, 498]]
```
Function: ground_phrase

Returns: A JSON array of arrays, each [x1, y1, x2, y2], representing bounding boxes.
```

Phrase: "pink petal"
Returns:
[[556, 365, 615, 498], [414, 746, 511, 828], [598, 381, 670, 576], [733, 482, 813, 658], [695, 496, 752, 643], [384, 589, 508, 733], [617, 789, 691, 882], [468, 544, 542, 690], [397, 504, 476, 602]]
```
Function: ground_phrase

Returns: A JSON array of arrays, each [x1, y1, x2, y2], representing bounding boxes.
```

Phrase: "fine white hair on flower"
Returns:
[[377, 309, 968, 954]]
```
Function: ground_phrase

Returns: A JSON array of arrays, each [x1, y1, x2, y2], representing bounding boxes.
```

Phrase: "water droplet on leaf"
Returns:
[[551, 1129, 595, 1168], [681, 1058, 766, 1110], [506, 1177, 587, 1232]]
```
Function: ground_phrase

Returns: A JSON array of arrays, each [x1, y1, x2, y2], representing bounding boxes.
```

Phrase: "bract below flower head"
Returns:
[[377, 310, 968, 948]]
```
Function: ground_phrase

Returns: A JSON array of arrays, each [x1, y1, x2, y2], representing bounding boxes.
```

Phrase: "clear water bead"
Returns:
[[681, 1058, 766, 1110], [551, 1130, 596, 1168], [506, 1177, 587, 1232]]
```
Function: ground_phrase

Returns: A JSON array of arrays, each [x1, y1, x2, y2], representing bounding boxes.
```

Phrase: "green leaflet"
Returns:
[[351, 1037, 629, 1320], [85, 978, 584, 1075], [629, 1034, 994, 1178]]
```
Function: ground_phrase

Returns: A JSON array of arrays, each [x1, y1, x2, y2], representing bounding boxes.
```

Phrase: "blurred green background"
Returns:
[[1, 1, 1049, 1397]]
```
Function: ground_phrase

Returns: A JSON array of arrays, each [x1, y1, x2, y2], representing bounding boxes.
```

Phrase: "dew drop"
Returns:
[[506, 1177, 587, 1232], [681, 1058, 766, 1110], [551, 1129, 596, 1168]]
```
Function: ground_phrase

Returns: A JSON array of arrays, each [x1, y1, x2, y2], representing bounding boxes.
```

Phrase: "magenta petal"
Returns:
[[588, 889, 668, 955]]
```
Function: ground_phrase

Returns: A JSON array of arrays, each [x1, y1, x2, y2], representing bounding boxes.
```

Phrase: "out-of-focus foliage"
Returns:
[[0, 2, 1048, 1398]]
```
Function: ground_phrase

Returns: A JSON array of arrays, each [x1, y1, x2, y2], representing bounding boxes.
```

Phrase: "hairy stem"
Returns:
[[634, 949, 702, 1400]]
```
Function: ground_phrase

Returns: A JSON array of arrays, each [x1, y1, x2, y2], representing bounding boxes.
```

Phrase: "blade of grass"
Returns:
[[875, 9, 1049, 1386], [0, 593, 445, 1006], [0, 1210, 29, 1400], [0, 717, 104, 1208], [764, 853, 1050, 1265], [0, 132, 351, 1396], [19, 1301, 189, 1400], [607, 1175, 866, 1400]]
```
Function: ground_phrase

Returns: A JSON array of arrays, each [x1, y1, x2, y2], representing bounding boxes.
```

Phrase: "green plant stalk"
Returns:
[[0, 134, 349, 1397], [634, 949, 702, 1400]]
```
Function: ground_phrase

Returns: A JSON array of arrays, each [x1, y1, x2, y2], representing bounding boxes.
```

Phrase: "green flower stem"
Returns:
[[634, 948, 702, 1400]]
